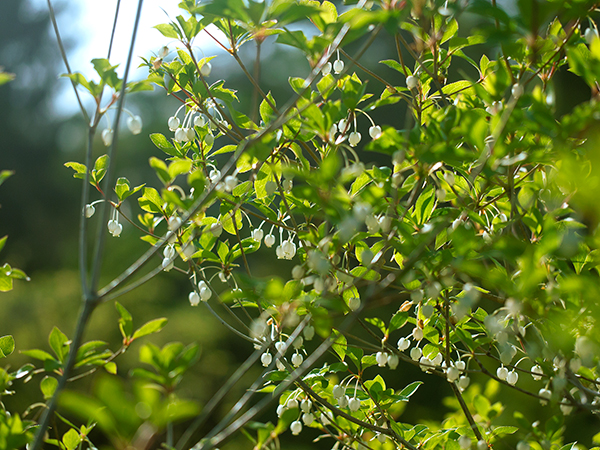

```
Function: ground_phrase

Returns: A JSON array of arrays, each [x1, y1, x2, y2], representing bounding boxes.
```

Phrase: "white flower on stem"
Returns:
[[251, 228, 264, 243], [455, 360, 466, 372], [174, 128, 187, 142], [261, 351, 272, 367], [506, 370, 519, 385], [194, 115, 207, 127], [292, 265, 304, 280], [293, 337, 304, 349], [585, 27, 599, 44], [477, 440, 488, 450], [107, 219, 122, 237], [388, 353, 399, 369], [199, 286, 212, 301], [162, 257, 174, 272], [365, 214, 380, 233], [332, 385, 345, 399], [291, 352, 304, 367], [412, 327, 424, 341], [377, 434, 387, 443], [286, 398, 299, 409], [419, 355, 432, 372], [168, 116, 180, 131], [224, 175, 237, 192], [511, 84, 524, 98], [201, 62, 212, 77], [163, 245, 175, 259], [337, 394, 349, 408], [459, 435, 471, 450], [496, 366, 508, 381], [302, 412, 314, 425], [85, 204, 95, 218], [290, 420, 302, 435], [376, 352, 388, 367], [406, 75, 418, 90], [369, 125, 382, 139], [458, 375, 470, 391], [102, 129, 113, 147], [127, 115, 143, 134], [486, 101, 503, 115], [168, 216, 182, 232], [275, 341, 286, 355], [205, 133, 214, 146], [186, 127, 196, 141], [276, 404, 287, 417], [431, 353, 443, 366], [279, 239, 297, 259], [276, 359, 286, 371], [560, 401, 573, 415], [300, 399, 312, 412], [348, 397, 361, 412], [209, 169, 221, 184], [410, 347, 422, 361], [531, 364, 543, 381], [188, 291, 200, 306], [209, 222, 223, 237], [348, 131, 361, 147], [538, 388, 552, 405], [321, 61, 332, 76], [303, 325, 314, 340], [398, 337, 410, 351], [182, 243, 196, 260], [421, 304, 434, 318], [282, 179, 293, 192], [265, 180, 277, 196], [333, 59, 344, 74], [447, 366, 460, 382]]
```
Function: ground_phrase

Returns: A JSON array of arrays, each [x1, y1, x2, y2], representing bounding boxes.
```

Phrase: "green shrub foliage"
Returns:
[[4, 0, 600, 449]]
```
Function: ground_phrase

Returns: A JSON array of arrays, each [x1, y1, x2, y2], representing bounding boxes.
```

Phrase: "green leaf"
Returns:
[[0, 69, 16, 86], [115, 301, 133, 339], [104, 362, 117, 375], [331, 330, 347, 362], [0, 335, 14, 358], [389, 311, 409, 333], [62, 428, 81, 450], [20, 348, 56, 362], [132, 318, 168, 341], [138, 187, 164, 214], [0, 170, 14, 187], [398, 381, 423, 399], [64, 162, 87, 180], [49, 327, 69, 364], [154, 22, 182, 39], [40, 376, 58, 400], [150, 133, 181, 157]]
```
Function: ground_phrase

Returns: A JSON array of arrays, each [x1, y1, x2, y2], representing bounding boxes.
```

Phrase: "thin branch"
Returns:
[[46, 0, 90, 124], [90, 0, 145, 292]]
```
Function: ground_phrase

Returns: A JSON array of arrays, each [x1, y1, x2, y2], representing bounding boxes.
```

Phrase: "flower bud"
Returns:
[[201, 62, 212, 77], [101, 129, 113, 147], [333, 59, 344, 74], [168, 116, 180, 131], [369, 125, 382, 139], [406, 75, 418, 90], [127, 115, 143, 135], [85, 204, 95, 218], [189, 291, 200, 306]]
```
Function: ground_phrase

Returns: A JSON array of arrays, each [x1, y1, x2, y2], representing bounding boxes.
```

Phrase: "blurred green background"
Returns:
[[0, 0, 597, 448]]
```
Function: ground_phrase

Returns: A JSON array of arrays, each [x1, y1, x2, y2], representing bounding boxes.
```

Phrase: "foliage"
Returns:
[[3, 0, 600, 449]]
